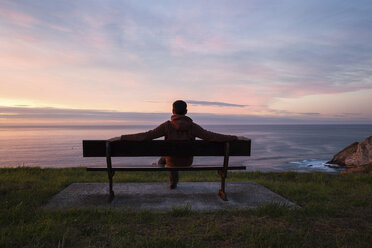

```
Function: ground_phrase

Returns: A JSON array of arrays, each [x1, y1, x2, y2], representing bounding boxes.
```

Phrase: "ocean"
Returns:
[[0, 124, 371, 173]]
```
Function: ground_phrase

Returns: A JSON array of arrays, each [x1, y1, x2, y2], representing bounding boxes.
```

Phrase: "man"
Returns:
[[108, 100, 246, 189]]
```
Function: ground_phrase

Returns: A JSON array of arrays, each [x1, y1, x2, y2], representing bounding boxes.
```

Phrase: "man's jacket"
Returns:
[[121, 114, 237, 167]]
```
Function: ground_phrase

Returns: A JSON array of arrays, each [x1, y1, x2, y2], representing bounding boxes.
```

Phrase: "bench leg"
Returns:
[[107, 170, 115, 202], [106, 142, 115, 203], [218, 170, 228, 201]]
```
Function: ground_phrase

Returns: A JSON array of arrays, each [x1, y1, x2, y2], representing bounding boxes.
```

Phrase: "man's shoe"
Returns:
[[169, 170, 179, 189], [157, 157, 166, 168]]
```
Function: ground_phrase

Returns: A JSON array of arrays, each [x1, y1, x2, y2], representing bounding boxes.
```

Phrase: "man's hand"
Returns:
[[237, 136, 250, 141], [107, 137, 121, 142]]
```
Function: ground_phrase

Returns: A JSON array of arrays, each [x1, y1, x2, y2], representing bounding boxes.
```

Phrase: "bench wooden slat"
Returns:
[[86, 165, 246, 171], [83, 140, 251, 157]]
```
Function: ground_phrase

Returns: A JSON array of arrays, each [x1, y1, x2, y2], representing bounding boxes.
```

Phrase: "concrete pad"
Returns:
[[45, 182, 297, 211]]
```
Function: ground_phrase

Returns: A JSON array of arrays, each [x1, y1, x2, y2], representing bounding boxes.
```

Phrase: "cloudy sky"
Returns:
[[1, 0, 372, 125]]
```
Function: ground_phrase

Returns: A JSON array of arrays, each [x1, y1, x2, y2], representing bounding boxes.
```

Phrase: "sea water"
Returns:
[[0, 125, 371, 173]]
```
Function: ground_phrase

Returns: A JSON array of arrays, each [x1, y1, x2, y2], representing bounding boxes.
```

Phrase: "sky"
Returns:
[[1, 0, 372, 125]]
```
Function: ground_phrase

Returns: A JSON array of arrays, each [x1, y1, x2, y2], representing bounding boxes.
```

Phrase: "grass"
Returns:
[[0, 167, 371, 247]]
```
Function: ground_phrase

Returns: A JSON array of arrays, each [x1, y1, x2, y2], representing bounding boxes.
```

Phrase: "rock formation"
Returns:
[[328, 136, 372, 174], [340, 162, 372, 174], [327, 142, 359, 167]]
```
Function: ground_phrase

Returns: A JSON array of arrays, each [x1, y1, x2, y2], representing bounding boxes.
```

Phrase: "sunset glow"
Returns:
[[1, 0, 372, 124]]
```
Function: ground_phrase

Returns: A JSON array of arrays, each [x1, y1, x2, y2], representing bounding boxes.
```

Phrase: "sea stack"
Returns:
[[328, 136, 372, 174]]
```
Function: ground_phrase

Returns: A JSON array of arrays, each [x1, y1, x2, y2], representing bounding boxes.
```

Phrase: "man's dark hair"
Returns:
[[173, 100, 187, 115]]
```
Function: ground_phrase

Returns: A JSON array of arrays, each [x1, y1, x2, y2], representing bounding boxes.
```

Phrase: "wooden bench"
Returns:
[[83, 139, 251, 202]]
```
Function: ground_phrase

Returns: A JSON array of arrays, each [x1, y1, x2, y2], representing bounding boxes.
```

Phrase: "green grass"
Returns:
[[0, 167, 371, 247]]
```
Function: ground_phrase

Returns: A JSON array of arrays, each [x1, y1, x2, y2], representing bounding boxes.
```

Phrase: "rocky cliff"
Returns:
[[328, 136, 372, 173]]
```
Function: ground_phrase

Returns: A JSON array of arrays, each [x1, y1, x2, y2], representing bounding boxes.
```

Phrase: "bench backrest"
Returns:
[[83, 140, 251, 157]]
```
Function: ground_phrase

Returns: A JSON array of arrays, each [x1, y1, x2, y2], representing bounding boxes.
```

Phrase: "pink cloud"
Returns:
[[12, 32, 38, 43], [169, 35, 230, 56], [0, 8, 38, 27], [269, 80, 371, 99], [81, 32, 109, 50], [0, 40, 89, 68], [45, 23, 71, 33]]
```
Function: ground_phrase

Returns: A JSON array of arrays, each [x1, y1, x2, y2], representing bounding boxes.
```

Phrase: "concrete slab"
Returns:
[[45, 182, 297, 211]]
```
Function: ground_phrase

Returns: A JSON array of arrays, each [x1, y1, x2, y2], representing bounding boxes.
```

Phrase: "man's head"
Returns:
[[172, 100, 187, 115]]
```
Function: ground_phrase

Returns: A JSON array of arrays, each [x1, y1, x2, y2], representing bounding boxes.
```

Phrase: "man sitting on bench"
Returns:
[[108, 100, 245, 189]]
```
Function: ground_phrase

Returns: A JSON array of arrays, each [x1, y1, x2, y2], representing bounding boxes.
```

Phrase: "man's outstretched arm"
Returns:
[[108, 122, 167, 141], [192, 123, 238, 142]]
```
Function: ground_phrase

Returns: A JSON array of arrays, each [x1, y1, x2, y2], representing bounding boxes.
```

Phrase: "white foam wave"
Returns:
[[290, 159, 339, 172]]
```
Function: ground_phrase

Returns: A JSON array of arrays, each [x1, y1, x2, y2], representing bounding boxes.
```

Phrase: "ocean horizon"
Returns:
[[1, 124, 371, 173]]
